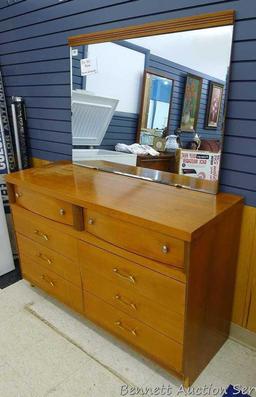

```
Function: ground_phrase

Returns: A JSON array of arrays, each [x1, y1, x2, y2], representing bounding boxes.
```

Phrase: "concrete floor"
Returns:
[[0, 280, 255, 397]]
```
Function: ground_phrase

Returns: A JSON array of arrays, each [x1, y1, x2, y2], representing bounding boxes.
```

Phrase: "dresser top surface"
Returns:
[[6, 162, 243, 241]]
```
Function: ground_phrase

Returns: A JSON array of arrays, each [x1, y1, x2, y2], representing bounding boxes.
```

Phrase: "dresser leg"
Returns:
[[30, 283, 35, 288], [183, 377, 191, 388]]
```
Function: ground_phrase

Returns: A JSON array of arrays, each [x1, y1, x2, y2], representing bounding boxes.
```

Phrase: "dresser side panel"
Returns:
[[183, 202, 243, 384]]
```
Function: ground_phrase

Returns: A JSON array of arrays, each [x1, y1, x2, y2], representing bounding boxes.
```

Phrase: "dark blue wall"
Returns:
[[0, 0, 255, 205]]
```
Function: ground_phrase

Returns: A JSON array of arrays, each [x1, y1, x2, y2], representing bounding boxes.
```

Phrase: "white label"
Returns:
[[80, 57, 98, 76], [72, 49, 78, 56]]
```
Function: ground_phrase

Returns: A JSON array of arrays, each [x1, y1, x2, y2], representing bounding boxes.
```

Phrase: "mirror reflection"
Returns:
[[70, 25, 233, 193], [140, 72, 173, 139]]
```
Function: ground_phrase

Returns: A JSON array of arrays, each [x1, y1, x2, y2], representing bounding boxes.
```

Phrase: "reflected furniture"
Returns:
[[137, 71, 174, 144], [136, 152, 175, 172], [6, 161, 243, 386]]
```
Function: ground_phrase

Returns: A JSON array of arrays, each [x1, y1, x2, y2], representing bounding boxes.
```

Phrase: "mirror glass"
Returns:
[[140, 72, 173, 131], [70, 25, 233, 193]]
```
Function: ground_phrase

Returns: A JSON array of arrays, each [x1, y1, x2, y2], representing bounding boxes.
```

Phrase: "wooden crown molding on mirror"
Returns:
[[68, 10, 235, 47]]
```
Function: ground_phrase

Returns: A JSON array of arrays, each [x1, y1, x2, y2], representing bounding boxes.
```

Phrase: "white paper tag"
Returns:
[[71, 49, 78, 56], [80, 57, 98, 76]]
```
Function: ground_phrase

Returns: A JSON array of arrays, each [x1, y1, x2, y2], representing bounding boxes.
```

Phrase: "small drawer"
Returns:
[[20, 254, 83, 313], [14, 186, 73, 226], [84, 291, 183, 374], [12, 206, 77, 260], [79, 241, 185, 315], [17, 233, 81, 287], [84, 267, 184, 343], [85, 210, 184, 268]]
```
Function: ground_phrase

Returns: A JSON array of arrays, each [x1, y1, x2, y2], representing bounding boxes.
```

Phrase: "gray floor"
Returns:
[[0, 280, 255, 397]]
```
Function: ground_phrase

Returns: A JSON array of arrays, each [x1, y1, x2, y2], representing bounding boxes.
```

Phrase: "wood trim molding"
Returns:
[[68, 10, 235, 47]]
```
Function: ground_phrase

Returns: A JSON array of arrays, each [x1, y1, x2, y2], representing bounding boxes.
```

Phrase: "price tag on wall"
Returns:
[[80, 57, 98, 76]]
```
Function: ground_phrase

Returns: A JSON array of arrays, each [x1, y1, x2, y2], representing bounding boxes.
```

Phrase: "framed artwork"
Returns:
[[205, 82, 224, 129], [180, 74, 202, 132]]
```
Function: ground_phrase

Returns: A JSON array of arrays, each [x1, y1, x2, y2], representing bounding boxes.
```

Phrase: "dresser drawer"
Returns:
[[14, 186, 73, 226], [79, 241, 185, 315], [85, 210, 184, 268], [20, 254, 83, 313], [12, 207, 77, 260], [17, 233, 81, 287], [83, 267, 184, 343], [84, 291, 183, 374]]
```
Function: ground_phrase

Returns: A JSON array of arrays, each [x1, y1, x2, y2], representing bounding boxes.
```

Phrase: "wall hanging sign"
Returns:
[[205, 82, 224, 129], [178, 149, 221, 181], [180, 74, 202, 132], [80, 57, 98, 76]]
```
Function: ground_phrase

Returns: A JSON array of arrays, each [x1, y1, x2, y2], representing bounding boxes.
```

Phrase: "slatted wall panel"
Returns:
[[101, 112, 138, 150], [0, 0, 255, 205]]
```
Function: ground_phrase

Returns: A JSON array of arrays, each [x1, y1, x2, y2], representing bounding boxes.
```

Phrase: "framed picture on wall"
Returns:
[[180, 74, 202, 132], [205, 82, 224, 129]]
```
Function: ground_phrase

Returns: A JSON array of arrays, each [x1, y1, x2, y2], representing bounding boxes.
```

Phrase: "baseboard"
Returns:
[[229, 322, 256, 350]]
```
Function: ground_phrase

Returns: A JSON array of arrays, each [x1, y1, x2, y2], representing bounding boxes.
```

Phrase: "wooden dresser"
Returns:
[[136, 152, 176, 172], [5, 162, 243, 386]]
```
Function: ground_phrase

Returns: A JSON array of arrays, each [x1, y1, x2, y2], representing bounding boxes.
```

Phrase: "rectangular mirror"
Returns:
[[70, 16, 234, 194]]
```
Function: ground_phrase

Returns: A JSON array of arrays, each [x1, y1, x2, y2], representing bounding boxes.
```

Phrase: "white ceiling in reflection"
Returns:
[[127, 26, 233, 80]]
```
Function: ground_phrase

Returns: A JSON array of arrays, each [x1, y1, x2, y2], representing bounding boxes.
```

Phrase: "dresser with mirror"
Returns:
[[6, 10, 244, 387], [70, 12, 233, 194]]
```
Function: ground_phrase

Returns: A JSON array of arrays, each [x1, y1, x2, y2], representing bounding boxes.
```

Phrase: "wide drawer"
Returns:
[[20, 254, 83, 313], [79, 241, 185, 315], [83, 267, 184, 343], [12, 206, 77, 260], [17, 233, 81, 287], [84, 291, 183, 374], [14, 186, 74, 226], [85, 209, 184, 268]]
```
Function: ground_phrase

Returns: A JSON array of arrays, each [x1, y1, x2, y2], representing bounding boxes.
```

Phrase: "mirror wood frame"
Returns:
[[136, 70, 175, 144], [68, 10, 235, 195]]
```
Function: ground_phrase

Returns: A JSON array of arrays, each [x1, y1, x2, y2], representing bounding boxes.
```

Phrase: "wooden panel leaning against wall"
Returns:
[[31, 157, 256, 334]]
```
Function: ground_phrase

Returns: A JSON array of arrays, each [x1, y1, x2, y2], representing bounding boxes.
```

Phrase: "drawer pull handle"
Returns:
[[38, 253, 52, 265], [41, 274, 55, 287], [113, 268, 135, 284], [114, 321, 137, 337], [114, 295, 137, 311], [34, 230, 49, 241], [15, 192, 22, 199], [161, 245, 169, 254], [59, 208, 66, 216], [88, 218, 94, 225]]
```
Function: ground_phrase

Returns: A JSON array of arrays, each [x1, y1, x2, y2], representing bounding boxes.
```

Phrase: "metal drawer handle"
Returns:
[[161, 244, 169, 254], [114, 294, 137, 311], [34, 230, 49, 241], [59, 208, 65, 216], [15, 192, 22, 199], [38, 252, 52, 265], [88, 218, 94, 225], [114, 321, 137, 337], [113, 268, 135, 284], [40, 274, 55, 287]]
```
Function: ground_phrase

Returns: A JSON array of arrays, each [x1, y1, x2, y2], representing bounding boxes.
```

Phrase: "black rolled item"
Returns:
[[11, 96, 30, 170], [0, 71, 17, 173]]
